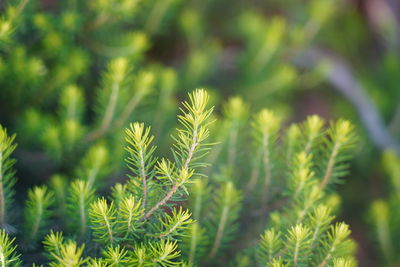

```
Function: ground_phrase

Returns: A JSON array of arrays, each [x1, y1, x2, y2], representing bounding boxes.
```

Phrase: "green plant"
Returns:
[[0, 0, 378, 265], [0, 89, 358, 266], [369, 151, 400, 266]]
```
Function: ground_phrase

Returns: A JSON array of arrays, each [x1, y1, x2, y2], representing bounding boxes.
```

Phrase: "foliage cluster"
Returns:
[[0, 89, 358, 266], [2, 0, 395, 266]]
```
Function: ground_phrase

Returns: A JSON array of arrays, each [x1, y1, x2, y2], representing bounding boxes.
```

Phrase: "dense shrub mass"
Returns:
[[1, 0, 400, 266], [0, 89, 357, 266]]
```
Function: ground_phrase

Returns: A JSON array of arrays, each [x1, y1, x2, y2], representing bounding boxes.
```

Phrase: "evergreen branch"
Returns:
[[129, 245, 149, 267], [60, 85, 84, 122], [270, 257, 288, 267], [67, 180, 95, 238], [285, 124, 302, 164], [0, 229, 21, 266], [251, 109, 281, 205], [308, 205, 333, 251], [24, 186, 54, 242], [294, 186, 323, 224], [208, 182, 242, 259], [370, 200, 393, 264], [151, 207, 193, 239], [318, 223, 352, 267], [103, 245, 128, 266], [50, 240, 87, 267], [285, 224, 311, 266], [319, 120, 356, 190], [0, 125, 17, 227], [90, 82, 120, 140], [89, 198, 116, 244], [287, 152, 315, 201], [258, 228, 282, 264], [149, 239, 181, 266], [188, 179, 210, 221], [87, 258, 107, 267], [302, 116, 324, 154], [209, 202, 229, 259], [125, 123, 157, 212], [113, 71, 155, 129], [111, 183, 128, 206], [77, 144, 109, 188], [181, 222, 208, 264], [245, 149, 262, 194], [87, 58, 129, 141], [143, 183, 179, 220], [144, 89, 213, 220], [43, 231, 64, 261], [116, 196, 143, 239], [50, 175, 67, 220], [332, 258, 356, 267]]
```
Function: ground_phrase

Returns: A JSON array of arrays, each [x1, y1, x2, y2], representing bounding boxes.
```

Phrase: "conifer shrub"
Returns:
[[0, 89, 358, 266], [0, 0, 366, 266]]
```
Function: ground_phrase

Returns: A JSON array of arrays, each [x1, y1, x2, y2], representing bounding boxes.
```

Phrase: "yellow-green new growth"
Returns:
[[43, 231, 64, 261], [259, 228, 282, 263], [318, 223, 354, 267], [319, 119, 356, 190], [24, 185, 54, 243], [302, 115, 325, 154], [0, 230, 21, 267], [102, 245, 129, 266], [151, 207, 193, 239], [383, 150, 400, 196], [149, 239, 181, 266], [223, 96, 249, 121], [332, 258, 356, 267], [50, 241, 87, 267], [0, 125, 17, 227], [252, 109, 282, 204], [370, 200, 393, 264], [208, 182, 242, 259], [126, 122, 156, 212], [117, 196, 143, 238], [289, 152, 315, 199], [77, 143, 109, 188], [60, 85, 84, 121], [89, 198, 116, 244], [287, 224, 311, 266], [143, 89, 213, 220], [67, 180, 95, 237]]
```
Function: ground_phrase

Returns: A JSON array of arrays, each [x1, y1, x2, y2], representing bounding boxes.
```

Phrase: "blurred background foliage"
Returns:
[[0, 0, 400, 265]]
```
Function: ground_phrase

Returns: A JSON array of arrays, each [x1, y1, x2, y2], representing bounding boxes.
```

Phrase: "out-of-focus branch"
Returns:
[[298, 49, 400, 154]]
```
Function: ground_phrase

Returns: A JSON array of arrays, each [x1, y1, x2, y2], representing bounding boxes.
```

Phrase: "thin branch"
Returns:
[[143, 184, 178, 220], [30, 198, 43, 240], [144, 123, 199, 220], [155, 216, 185, 238], [261, 135, 271, 205], [113, 92, 145, 130], [103, 212, 114, 244], [86, 82, 120, 141], [79, 194, 86, 237], [209, 205, 229, 258], [139, 149, 148, 212], [319, 143, 339, 190], [189, 226, 197, 263], [245, 150, 262, 194]]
